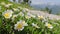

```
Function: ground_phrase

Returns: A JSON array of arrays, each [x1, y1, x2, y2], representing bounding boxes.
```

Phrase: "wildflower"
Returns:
[[12, 14, 18, 20], [14, 20, 28, 31], [22, 8, 29, 13], [32, 23, 40, 28], [21, 21, 28, 26], [3, 10, 13, 19], [31, 14, 36, 18], [22, 9, 26, 13], [25, 15, 31, 19], [23, 8, 29, 12], [45, 23, 53, 29], [25, 13, 32, 19], [24, 8, 29, 11], [18, 12, 24, 16], [8, 3, 13, 6], [5, 4, 13, 8], [13, 8, 19, 11], [42, 18, 48, 23], [5, 5, 10, 8], [38, 15, 44, 19], [1, 2, 6, 5]]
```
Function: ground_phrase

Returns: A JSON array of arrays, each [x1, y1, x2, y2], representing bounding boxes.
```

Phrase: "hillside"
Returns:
[[0, 0, 60, 34], [27, 9, 60, 20]]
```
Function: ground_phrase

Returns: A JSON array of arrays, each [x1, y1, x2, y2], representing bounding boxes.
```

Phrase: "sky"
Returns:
[[9, 0, 60, 5], [31, 0, 60, 5]]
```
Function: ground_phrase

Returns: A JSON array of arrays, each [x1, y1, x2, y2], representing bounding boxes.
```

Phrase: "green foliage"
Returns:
[[23, 0, 29, 3], [56, 12, 60, 15]]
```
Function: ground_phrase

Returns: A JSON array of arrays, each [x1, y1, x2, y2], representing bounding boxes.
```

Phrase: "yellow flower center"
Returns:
[[17, 24, 23, 29], [4, 13, 10, 17], [47, 24, 51, 28]]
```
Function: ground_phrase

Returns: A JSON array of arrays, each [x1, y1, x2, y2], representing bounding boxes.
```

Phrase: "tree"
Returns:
[[13, 0, 15, 2], [45, 7, 49, 11], [23, 0, 29, 3], [45, 7, 52, 14], [49, 9, 52, 14]]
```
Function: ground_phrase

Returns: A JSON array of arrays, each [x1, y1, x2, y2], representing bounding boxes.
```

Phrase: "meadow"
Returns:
[[0, 0, 60, 34]]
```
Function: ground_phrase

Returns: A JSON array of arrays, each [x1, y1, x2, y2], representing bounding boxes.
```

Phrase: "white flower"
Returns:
[[21, 20, 28, 26], [12, 14, 18, 20], [13, 8, 19, 11], [45, 23, 53, 29], [22, 9, 26, 13], [24, 8, 29, 12], [24, 8, 29, 11], [14, 20, 28, 31], [5, 5, 10, 8], [1, 2, 6, 5], [14, 23, 24, 31], [42, 18, 48, 23], [31, 14, 36, 18], [3, 10, 13, 19], [25, 15, 31, 19], [8, 4, 13, 6], [25, 13, 32, 19], [18, 12, 24, 16], [18, 7, 23, 10], [4, 4, 13, 8], [22, 8, 29, 12], [32, 23, 40, 28], [38, 15, 44, 19], [1, 2, 13, 8]]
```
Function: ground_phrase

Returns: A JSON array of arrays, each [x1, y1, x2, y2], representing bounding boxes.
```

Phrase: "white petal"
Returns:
[[20, 27, 24, 31], [50, 26, 53, 29], [19, 12, 24, 16], [32, 23, 35, 26], [32, 23, 40, 28], [18, 27, 24, 31], [24, 23, 28, 26], [45, 23, 48, 26]]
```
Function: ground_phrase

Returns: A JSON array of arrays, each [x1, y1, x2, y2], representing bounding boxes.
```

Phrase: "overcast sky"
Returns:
[[31, 0, 60, 5]]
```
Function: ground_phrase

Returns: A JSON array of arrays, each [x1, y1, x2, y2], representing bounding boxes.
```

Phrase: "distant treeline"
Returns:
[[9, 0, 29, 3]]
